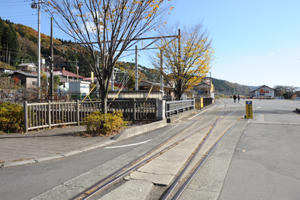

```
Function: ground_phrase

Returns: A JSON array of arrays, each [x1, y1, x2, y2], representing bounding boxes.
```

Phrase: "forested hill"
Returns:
[[0, 18, 63, 68], [212, 78, 252, 95]]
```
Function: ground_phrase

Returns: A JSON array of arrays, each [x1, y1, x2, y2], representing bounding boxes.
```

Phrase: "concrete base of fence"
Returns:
[[167, 109, 197, 123], [113, 120, 167, 141]]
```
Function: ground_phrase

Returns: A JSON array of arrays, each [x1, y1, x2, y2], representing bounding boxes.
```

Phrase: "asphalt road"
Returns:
[[219, 99, 300, 200], [1, 99, 299, 200], [0, 109, 206, 200]]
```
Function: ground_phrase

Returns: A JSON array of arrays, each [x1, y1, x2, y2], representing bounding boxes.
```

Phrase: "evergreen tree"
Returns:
[[0, 18, 5, 56], [0, 22, 19, 66]]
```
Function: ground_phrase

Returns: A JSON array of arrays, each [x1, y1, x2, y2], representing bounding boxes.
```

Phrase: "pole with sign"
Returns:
[[245, 101, 253, 118]]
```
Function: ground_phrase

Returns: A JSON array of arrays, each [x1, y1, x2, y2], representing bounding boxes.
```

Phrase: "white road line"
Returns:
[[256, 106, 261, 109], [188, 112, 202, 120], [105, 125, 179, 149], [105, 139, 152, 149], [165, 125, 179, 132], [247, 119, 252, 123]]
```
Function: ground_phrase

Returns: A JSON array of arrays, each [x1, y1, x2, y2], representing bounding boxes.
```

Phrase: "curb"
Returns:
[[113, 120, 168, 141]]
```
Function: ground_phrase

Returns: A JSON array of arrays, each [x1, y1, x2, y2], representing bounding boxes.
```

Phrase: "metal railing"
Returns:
[[24, 99, 158, 132], [165, 99, 195, 117]]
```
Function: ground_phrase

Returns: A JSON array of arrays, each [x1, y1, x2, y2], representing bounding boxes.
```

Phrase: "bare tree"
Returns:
[[43, 0, 173, 113], [274, 85, 299, 97], [149, 23, 214, 100]]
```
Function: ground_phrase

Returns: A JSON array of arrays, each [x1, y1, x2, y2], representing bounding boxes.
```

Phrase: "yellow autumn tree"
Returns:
[[149, 23, 214, 100], [43, 0, 173, 113]]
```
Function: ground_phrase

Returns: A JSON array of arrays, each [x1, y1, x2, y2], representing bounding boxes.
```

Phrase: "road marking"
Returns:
[[105, 125, 179, 149], [251, 122, 300, 125], [105, 139, 152, 149], [256, 106, 261, 109], [166, 125, 179, 132], [188, 112, 202, 120], [247, 119, 251, 123]]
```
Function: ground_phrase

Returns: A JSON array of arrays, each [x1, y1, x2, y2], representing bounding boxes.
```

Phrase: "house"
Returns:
[[0, 68, 12, 74], [249, 85, 274, 98], [18, 63, 37, 73], [194, 77, 215, 98], [53, 68, 85, 83], [83, 77, 98, 83], [139, 80, 174, 96], [8, 71, 38, 89]]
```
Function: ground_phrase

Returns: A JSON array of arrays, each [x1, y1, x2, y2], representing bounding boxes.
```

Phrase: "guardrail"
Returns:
[[24, 99, 157, 132], [165, 99, 195, 117]]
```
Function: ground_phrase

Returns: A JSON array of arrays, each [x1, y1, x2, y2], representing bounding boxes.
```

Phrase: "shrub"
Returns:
[[83, 111, 127, 136], [0, 102, 24, 133]]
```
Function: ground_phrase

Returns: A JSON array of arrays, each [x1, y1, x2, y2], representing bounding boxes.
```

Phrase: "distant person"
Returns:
[[238, 94, 240, 102], [233, 94, 237, 103]]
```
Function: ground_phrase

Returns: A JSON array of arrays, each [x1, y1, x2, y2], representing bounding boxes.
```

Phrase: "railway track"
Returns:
[[160, 105, 241, 200], [71, 100, 242, 200]]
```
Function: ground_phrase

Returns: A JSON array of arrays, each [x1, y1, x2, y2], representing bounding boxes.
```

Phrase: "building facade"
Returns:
[[194, 77, 215, 98], [8, 71, 38, 89], [249, 85, 274, 98]]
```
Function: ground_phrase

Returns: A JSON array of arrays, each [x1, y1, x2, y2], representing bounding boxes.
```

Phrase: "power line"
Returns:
[[0, 14, 37, 18], [0, 1, 31, 7]]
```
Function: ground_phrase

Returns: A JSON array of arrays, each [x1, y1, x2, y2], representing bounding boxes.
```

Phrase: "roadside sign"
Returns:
[[245, 101, 253, 118]]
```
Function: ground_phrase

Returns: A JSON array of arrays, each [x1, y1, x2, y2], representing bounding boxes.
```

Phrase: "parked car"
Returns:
[[294, 97, 300, 101]]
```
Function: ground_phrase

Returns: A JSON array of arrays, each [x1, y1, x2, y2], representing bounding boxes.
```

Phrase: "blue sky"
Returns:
[[1, 0, 299, 87]]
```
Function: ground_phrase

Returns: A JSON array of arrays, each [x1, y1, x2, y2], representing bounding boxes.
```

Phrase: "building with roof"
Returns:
[[194, 77, 215, 98], [139, 80, 174, 96], [8, 71, 38, 89], [18, 63, 37, 73], [53, 68, 85, 83], [249, 85, 274, 98], [82, 77, 98, 83]]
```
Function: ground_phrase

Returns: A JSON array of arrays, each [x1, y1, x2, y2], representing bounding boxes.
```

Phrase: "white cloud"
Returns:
[[267, 52, 274, 56]]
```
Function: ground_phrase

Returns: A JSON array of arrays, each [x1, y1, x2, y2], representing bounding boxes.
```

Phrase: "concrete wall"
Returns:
[[26, 77, 37, 89]]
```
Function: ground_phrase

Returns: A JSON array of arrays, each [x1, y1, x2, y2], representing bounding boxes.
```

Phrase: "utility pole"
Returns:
[[97, 55, 100, 98], [31, 0, 43, 99], [37, 0, 41, 99], [178, 29, 181, 99], [178, 29, 181, 66], [135, 45, 138, 91], [160, 48, 163, 92], [76, 59, 79, 80], [50, 17, 54, 101], [111, 68, 114, 91]]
